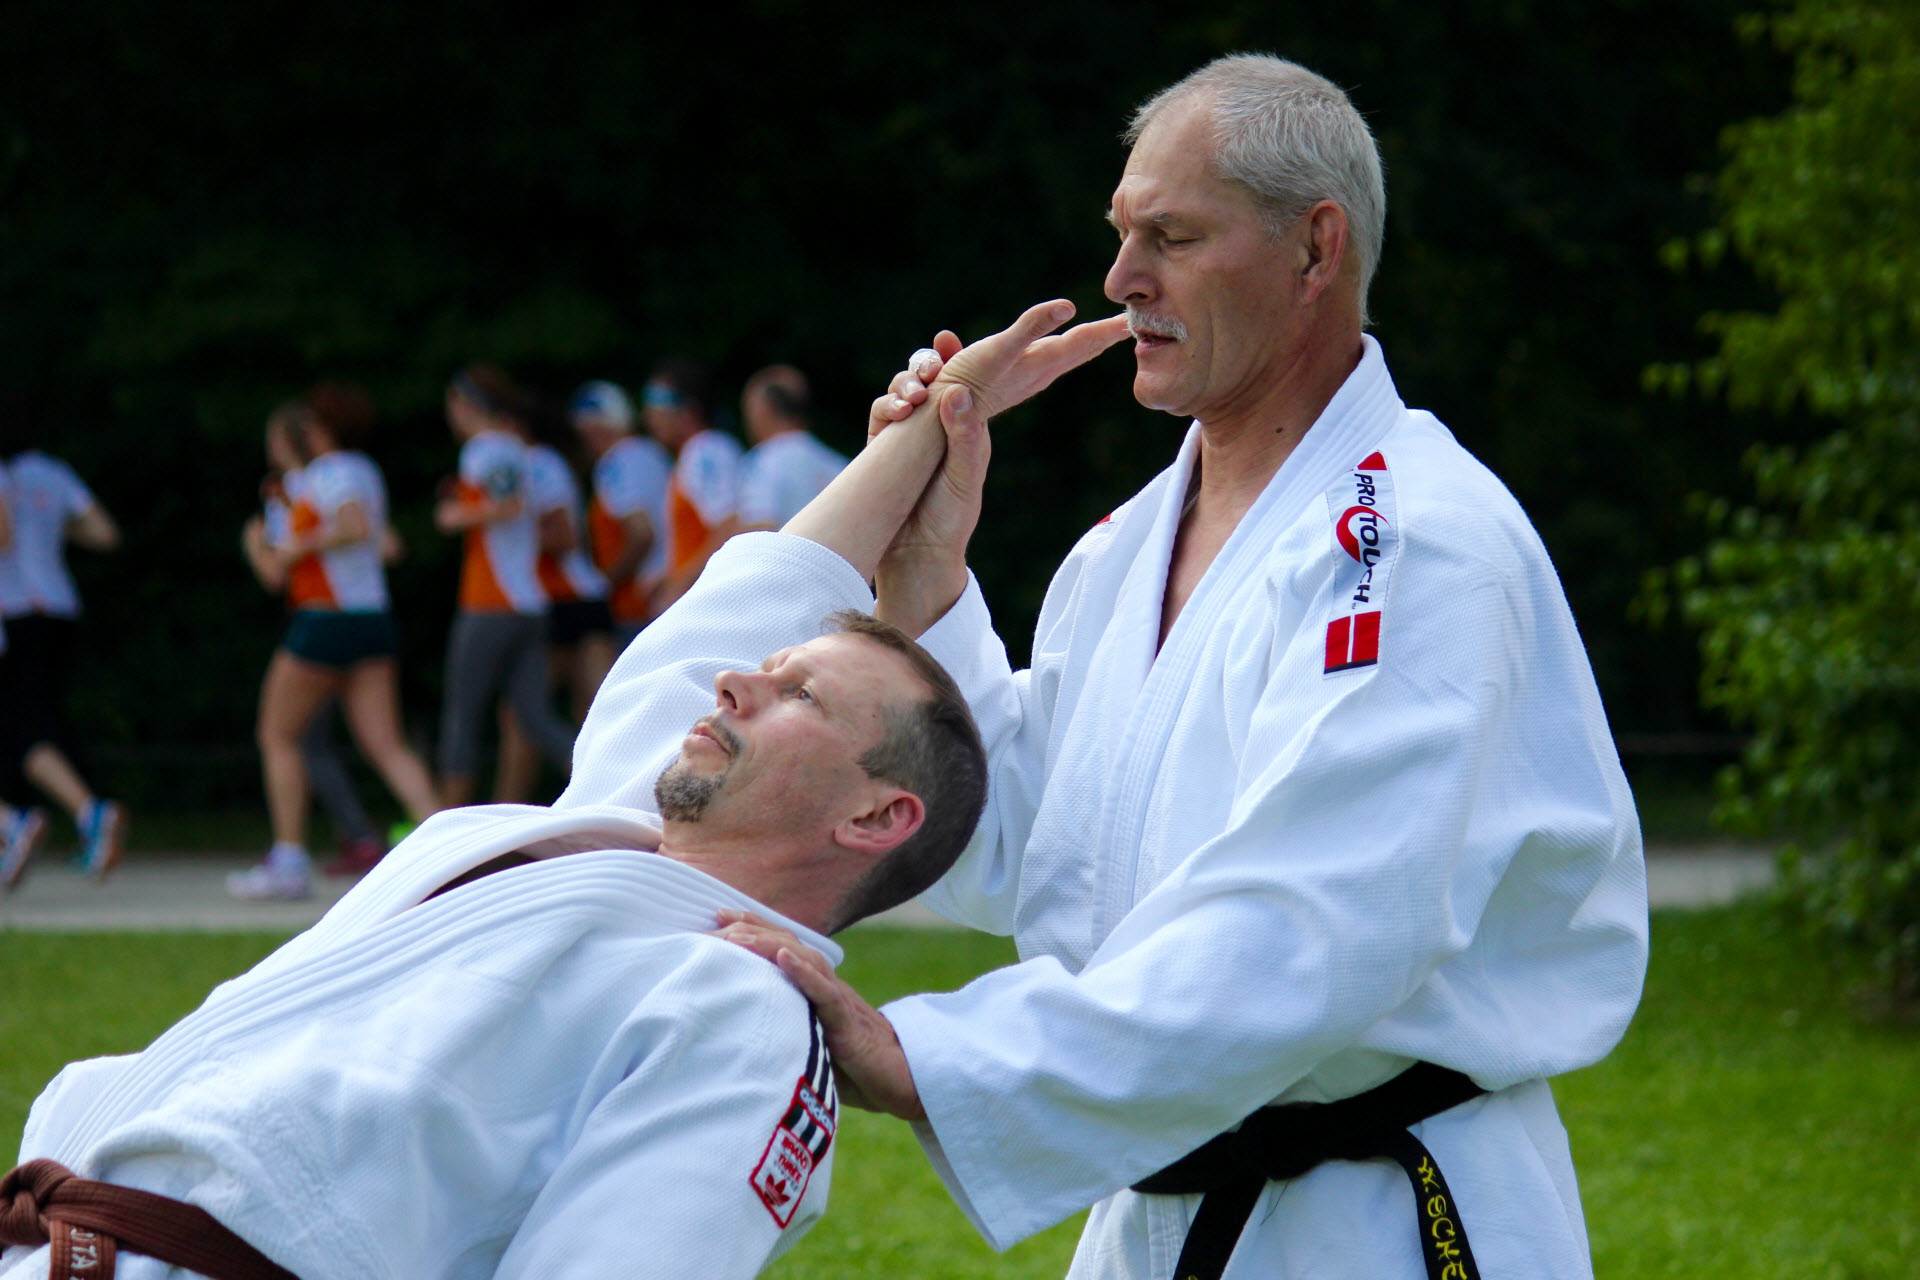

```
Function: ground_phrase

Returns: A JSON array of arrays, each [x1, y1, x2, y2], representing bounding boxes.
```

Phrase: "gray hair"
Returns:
[[1126, 54, 1386, 322]]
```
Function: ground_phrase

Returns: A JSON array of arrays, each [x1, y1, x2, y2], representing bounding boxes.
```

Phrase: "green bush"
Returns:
[[1646, 0, 1920, 996]]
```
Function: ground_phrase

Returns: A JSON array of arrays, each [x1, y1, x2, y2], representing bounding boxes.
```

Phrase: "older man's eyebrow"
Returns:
[[1106, 205, 1186, 233]]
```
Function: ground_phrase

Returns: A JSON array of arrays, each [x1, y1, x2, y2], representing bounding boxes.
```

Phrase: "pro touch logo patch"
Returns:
[[750, 1017, 838, 1227], [1323, 452, 1397, 674]]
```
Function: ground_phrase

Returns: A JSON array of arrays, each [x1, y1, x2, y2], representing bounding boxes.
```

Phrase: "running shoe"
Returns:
[[78, 799, 127, 882], [226, 859, 312, 901], [1, 807, 49, 893], [323, 835, 386, 878]]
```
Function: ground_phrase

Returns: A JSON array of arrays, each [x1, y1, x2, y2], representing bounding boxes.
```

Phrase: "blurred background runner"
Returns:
[[240, 402, 392, 879], [433, 366, 576, 808], [493, 391, 613, 803], [0, 394, 126, 886], [573, 380, 670, 648], [231, 383, 439, 900], [736, 364, 847, 532], [642, 358, 740, 615]]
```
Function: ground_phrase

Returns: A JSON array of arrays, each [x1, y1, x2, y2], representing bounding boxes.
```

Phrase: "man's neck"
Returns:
[[1158, 328, 1364, 648], [657, 824, 842, 935], [1191, 329, 1364, 514]]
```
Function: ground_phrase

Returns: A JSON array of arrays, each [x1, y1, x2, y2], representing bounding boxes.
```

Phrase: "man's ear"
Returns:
[[1298, 200, 1350, 304], [834, 788, 926, 856]]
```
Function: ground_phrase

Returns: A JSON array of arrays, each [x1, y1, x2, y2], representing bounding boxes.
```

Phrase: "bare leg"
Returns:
[[22, 743, 93, 823], [338, 658, 439, 822], [257, 651, 343, 848]]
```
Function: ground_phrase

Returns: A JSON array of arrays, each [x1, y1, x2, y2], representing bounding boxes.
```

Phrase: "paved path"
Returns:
[[0, 844, 1777, 934]]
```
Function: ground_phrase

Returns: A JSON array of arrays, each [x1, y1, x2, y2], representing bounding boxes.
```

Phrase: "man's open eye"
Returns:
[[794, 685, 814, 704]]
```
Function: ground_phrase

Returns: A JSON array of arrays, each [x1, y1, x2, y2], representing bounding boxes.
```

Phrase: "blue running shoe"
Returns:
[[1, 807, 48, 893], [79, 799, 128, 882]]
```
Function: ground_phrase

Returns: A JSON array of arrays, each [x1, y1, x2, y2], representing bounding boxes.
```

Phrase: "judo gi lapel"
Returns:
[[1088, 338, 1408, 942]]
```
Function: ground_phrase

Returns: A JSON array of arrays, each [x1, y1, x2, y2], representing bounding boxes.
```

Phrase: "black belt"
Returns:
[[1131, 1062, 1486, 1280]]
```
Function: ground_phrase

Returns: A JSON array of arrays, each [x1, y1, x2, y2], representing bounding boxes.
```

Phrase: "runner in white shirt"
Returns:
[[434, 368, 577, 809], [575, 380, 671, 645], [493, 396, 614, 804], [239, 404, 391, 880], [0, 397, 127, 886], [232, 384, 441, 901], [737, 364, 849, 530], [644, 359, 743, 612]]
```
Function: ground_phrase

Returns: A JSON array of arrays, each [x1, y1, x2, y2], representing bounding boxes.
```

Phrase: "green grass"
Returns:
[[4, 907, 1914, 1278]]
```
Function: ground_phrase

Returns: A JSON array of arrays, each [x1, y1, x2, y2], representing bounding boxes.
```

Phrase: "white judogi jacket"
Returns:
[[5, 806, 842, 1280], [563, 335, 1648, 1280]]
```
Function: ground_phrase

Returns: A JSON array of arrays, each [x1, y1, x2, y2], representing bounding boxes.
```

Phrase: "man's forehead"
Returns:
[[768, 632, 919, 691], [1106, 107, 1246, 227]]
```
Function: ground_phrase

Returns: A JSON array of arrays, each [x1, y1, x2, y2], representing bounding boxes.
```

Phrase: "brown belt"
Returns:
[[0, 1159, 296, 1280]]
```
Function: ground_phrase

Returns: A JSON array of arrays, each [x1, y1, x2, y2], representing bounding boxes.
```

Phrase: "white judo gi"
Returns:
[[5, 805, 842, 1280], [563, 334, 1649, 1280]]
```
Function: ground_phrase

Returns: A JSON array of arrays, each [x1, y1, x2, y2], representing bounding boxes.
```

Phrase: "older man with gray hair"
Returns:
[[720, 52, 1648, 1280]]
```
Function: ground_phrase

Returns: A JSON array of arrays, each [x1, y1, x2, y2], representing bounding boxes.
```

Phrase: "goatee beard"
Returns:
[[654, 762, 721, 821]]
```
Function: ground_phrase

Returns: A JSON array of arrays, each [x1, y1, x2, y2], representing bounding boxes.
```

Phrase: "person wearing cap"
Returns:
[[572, 380, 672, 648], [643, 359, 743, 615], [735, 366, 848, 533]]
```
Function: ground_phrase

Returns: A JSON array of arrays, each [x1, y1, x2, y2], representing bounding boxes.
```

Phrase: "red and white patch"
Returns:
[[1323, 453, 1399, 674], [750, 1077, 836, 1227]]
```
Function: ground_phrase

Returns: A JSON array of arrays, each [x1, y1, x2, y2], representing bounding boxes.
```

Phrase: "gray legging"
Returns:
[[438, 611, 576, 779]]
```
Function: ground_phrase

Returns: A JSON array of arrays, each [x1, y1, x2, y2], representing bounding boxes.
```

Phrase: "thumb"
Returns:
[[938, 384, 977, 430]]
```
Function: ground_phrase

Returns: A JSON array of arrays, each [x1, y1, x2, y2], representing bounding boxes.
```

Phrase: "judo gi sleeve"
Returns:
[[493, 956, 838, 1279]]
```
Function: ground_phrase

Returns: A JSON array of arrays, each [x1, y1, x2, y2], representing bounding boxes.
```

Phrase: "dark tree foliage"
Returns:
[[1649, 0, 1920, 996], [0, 0, 1792, 806]]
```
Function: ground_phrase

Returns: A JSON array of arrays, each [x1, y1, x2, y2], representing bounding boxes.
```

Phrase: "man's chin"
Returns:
[[654, 761, 724, 822], [1131, 374, 1194, 417]]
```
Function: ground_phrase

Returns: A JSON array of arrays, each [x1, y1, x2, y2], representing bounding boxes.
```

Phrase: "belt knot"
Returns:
[[0, 1157, 76, 1247]]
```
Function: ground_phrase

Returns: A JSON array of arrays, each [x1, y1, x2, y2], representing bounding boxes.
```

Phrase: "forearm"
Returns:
[[435, 495, 520, 533], [781, 396, 948, 580], [606, 514, 660, 587]]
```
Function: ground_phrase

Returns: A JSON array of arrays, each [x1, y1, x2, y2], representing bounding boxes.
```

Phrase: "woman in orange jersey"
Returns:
[[232, 384, 439, 901]]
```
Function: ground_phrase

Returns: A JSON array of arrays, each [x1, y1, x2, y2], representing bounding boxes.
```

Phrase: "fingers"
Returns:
[[1019, 312, 1133, 384], [933, 331, 963, 361], [774, 946, 847, 1011], [1003, 298, 1077, 348]]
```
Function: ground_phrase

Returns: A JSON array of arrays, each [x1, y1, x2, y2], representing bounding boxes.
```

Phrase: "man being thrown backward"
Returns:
[[692, 54, 1645, 1280], [0, 466, 995, 1280]]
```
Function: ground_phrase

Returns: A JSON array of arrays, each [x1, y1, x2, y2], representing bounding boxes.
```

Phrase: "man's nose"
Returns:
[[713, 668, 763, 714], [1104, 235, 1153, 306]]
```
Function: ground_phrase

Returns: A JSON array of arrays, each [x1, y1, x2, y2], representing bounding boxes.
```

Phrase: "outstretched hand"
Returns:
[[865, 302, 1130, 634], [713, 909, 927, 1122], [870, 303, 1131, 435]]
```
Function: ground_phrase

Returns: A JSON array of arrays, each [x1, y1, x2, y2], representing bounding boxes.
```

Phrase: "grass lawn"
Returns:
[[3, 903, 1913, 1278]]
